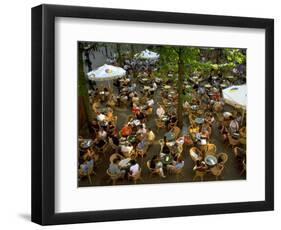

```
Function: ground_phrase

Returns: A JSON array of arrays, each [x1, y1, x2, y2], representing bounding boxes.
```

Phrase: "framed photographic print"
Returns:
[[31, 4, 274, 225]]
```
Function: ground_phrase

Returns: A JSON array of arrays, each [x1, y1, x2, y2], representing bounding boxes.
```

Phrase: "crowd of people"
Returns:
[[78, 49, 247, 186]]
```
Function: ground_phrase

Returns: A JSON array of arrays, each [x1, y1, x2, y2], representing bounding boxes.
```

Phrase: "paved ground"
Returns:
[[79, 47, 246, 187]]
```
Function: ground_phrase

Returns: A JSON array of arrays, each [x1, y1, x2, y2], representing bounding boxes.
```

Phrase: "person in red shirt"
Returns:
[[121, 124, 132, 137]]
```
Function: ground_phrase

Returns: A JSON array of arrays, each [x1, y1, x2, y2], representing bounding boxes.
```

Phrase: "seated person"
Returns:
[[169, 113, 177, 124], [132, 93, 139, 104], [136, 124, 147, 135], [96, 112, 106, 122], [79, 156, 94, 177], [146, 128, 155, 143], [121, 124, 132, 137], [150, 155, 166, 178], [132, 104, 140, 114], [147, 98, 154, 107], [201, 122, 211, 139], [106, 108, 114, 121], [162, 137, 170, 155], [229, 116, 239, 135], [107, 121, 116, 136], [109, 135, 119, 146], [136, 110, 145, 121], [129, 160, 140, 176], [156, 105, 165, 118], [82, 147, 95, 161], [90, 120, 100, 134], [108, 158, 125, 178], [193, 160, 208, 172], [205, 113, 215, 126], [97, 127, 107, 140], [167, 156, 185, 172], [137, 139, 146, 150], [189, 124, 200, 138], [184, 134, 194, 146]]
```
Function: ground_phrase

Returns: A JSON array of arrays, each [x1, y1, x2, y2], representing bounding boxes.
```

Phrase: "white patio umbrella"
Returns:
[[222, 84, 247, 124], [222, 85, 247, 110], [134, 49, 159, 60], [87, 64, 126, 81]]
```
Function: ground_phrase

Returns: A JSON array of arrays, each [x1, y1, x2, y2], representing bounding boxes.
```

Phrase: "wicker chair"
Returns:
[[109, 153, 124, 164], [217, 152, 228, 165], [227, 133, 240, 148], [146, 160, 161, 177], [170, 126, 181, 139], [79, 164, 95, 185], [193, 170, 206, 181], [189, 147, 203, 162], [106, 169, 122, 185], [200, 143, 217, 155], [210, 163, 225, 180], [189, 114, 196, 126], [167, 166, 184, 182]]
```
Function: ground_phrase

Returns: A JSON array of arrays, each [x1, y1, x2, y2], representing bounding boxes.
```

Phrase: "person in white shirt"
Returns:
[[229, 116, 239, 134], [152, 82, 158, 90], [156, 105, 165, 118], [98, 128, 107, 140], [129, 160, 140, 176], [147, 98, 154, 107]]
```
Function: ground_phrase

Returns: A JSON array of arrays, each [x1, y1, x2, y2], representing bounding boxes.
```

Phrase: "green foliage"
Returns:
[[156, 46, 200, 76], [223, 48, 246, 65]]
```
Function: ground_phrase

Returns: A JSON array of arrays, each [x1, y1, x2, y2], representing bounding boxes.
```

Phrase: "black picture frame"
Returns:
[[31, 4, 274, 225]]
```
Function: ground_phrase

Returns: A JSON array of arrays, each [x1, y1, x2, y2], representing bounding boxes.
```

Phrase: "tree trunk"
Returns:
[[130, 44, 135, 59], [78, 46, 93, 137], [116, 43, 122, 66], [177, 48, 184, 128]]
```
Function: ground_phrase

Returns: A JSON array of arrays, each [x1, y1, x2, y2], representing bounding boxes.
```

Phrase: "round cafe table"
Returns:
[[195, 117, 204, 125], [204, 155, 218, 166]]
